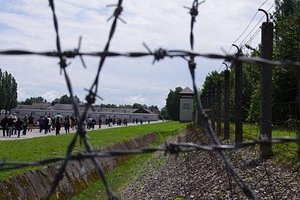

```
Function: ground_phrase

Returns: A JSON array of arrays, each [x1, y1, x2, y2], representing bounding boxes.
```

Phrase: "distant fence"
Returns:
[[0, 0, 300, 199]]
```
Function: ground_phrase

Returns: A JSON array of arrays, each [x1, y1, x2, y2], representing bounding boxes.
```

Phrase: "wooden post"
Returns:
[[260, 20, 273, 159], [224, 68, 230, 139]]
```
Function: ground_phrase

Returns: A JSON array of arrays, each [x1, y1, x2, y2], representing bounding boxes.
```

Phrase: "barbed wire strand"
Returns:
[[0, 1, 299, 199], [233, 0, 269, 46], [1, 49, 300, 68], [220, 1, 273, 72], [239, 3, 275, 48]]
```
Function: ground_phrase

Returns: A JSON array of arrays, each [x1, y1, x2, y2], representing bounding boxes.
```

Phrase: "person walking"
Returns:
[[15, 118, 23, 138], [7, 115, 14, 137], [64, 116, 70, 133], [55, 118, 61, 135], [1, 115, 8, 137], [98, 118, 102, 129], [23, 115, 28, 135], [28, 115, 34, 132], [47, 116, 52, 133]]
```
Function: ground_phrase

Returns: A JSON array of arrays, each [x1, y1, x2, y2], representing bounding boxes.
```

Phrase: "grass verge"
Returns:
[[0, 121, 187, 180]]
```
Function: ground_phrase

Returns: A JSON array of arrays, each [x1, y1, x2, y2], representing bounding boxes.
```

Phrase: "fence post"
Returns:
[[216, 80, 222, 136], [232, 44, 243, 144], [210, 88, 216, 131], [259, 10, 273, 159], [224, 65, 230, 139], [297, 64, 300, 161]]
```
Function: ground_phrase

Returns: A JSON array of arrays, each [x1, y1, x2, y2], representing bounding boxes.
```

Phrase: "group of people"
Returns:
[[0, 114, 77, 137], [1, 113, 150, 138], [103, 117, 128, 127], [37, 115, 77, 135], [1, 114, 34, 138]]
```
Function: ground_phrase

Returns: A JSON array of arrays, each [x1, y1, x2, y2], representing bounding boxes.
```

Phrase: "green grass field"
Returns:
[[0, 121, 187, 180]]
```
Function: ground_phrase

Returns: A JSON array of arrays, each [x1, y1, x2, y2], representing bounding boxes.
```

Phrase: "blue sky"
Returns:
[[0, 0, 275, 108]]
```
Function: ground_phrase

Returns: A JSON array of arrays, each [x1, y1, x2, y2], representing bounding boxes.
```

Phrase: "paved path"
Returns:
[[0, 121, 164, 141]]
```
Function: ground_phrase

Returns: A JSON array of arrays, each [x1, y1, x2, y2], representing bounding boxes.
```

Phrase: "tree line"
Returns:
[[19, 95, 81, 105], [19, 95, 160, 114]]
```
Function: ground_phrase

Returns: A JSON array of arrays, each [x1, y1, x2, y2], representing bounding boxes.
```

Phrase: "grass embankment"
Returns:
[[0, 121, 187, 180], [73, 122, 187, 200], [231, 123, 299, 165]]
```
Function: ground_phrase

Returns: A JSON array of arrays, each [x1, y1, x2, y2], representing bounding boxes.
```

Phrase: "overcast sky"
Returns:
[[0, 0, 275, 108]]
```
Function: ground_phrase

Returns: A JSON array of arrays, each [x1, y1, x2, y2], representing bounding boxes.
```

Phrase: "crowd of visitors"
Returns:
[[0, 114, 77, 137], [1, 113, 149, 138]]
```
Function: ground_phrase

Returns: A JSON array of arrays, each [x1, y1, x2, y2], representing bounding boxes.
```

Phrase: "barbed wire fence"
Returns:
[[0, 0, 300, 199]]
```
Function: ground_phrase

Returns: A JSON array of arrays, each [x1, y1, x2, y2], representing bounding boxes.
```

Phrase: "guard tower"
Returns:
[[179, 87, 194, 122]]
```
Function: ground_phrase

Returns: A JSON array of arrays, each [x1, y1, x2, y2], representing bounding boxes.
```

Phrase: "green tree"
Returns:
[[55, 94, 81, 104], [165, 87, 183, 120], [59, 95, 71, 104], [0, 69, 18, 112], [274, 0, 300, 61], [272, 0, 300, 123], [160, 107, 168, 119]]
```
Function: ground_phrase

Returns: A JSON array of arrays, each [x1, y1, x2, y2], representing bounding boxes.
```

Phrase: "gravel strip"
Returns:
[[122, 128, 300, 200]]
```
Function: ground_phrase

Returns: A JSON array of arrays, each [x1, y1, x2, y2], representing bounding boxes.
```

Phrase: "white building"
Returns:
[[11, 103, 159, 122]]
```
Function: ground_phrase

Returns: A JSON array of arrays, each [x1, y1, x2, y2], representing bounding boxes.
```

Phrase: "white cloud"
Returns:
[[0, 0, 275, 108], [124, 94, 149, 105], [42, 90, 61, 102]]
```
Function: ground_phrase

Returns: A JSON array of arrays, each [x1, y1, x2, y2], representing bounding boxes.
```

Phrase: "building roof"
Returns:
[[180, 87, 194, 95], [16, 103, 51, 109], [52, 104, 73, 110], [132, 108, 152, 114], [13, 104, 155, 115]]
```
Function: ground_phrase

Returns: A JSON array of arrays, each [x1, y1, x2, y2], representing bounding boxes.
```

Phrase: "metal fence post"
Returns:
[[224, 65, 230, 139], [217, 80, 222, 136], [233, 44, 243, 144], [259, 9, 273, 159], [297, 65, 300, 161], [210, 88, 216, 131]]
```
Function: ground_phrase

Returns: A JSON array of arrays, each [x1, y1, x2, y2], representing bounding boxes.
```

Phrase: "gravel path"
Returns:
[[122, 127, 300, 200]]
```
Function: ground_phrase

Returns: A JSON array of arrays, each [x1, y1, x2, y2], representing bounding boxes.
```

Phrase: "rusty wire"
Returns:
[[0, 0, 300, 199]]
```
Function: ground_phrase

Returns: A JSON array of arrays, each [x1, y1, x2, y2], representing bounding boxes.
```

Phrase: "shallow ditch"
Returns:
[[0, 133, 157, 200]]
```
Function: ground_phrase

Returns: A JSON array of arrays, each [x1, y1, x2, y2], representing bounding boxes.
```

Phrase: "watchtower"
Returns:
[[179, 87, 194, 122]]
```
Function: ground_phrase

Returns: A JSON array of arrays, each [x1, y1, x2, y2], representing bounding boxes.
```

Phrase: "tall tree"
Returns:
[[0, 69, 18, 112], [165, 87, 183, 120]]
